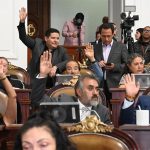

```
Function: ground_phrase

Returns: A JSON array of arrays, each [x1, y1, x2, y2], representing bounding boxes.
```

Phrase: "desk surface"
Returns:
[[120, 124, 150, 150], [120, 124, 150, 131]]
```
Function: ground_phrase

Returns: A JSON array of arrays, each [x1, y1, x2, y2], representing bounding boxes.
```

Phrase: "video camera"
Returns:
[[120, 11, 139, 54], [74, 12, 84, 27], [120, 11, 139, 30]]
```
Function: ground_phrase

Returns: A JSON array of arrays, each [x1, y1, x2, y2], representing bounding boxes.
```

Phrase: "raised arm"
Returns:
[[84, 43, 103, 82], [31, 51, 53, 108], [17, 7, 35, 49], [0, 62, 17, 125]]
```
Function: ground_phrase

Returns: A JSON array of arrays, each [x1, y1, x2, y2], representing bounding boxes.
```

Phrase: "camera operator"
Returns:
[[134, 26, 150, 65], [62, 12, 85, 46], [120, 12, 139, 54]]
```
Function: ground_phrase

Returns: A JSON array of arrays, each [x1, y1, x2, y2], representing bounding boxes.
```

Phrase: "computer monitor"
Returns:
[[55, 74, 79, 85], [40, 102, 80, 123], [134, 74, 150, 88]]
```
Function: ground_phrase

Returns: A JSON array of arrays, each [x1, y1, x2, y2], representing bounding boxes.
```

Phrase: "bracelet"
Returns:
[[125, 94, 135, 102], [0, 77, 6, 81]]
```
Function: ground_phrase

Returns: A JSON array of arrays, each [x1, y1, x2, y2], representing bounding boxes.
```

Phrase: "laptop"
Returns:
[[55, 74, 79, 85], [40, 102, 80, 123], [134, 74, 150, 88]]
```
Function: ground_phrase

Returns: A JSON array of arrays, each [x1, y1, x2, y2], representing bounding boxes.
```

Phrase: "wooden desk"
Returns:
[[16, 89, 31, 123], [120, 124, 150, 150], [110, 88, 146, 128]]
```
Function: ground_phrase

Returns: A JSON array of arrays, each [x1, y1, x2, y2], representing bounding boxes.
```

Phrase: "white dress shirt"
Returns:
[[78, 99, 92, 121]]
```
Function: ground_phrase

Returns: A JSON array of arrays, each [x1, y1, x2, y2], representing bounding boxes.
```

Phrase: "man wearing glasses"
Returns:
[[134, 26, 150, 64]]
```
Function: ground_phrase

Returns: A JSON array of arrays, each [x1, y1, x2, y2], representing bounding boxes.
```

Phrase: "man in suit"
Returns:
[[18, 7, 69, 87], [120, 74, 150, 125], [93, 23, 128, 105], [31, 51, 111, 124]]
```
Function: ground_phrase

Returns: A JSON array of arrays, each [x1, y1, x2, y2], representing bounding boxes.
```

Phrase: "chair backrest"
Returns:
[[48, 85, 107, 106], [66, 116, 138, 150], [7, 63, 30, 86], [50, 86, 75, 97], [68, 129, 137, 150]]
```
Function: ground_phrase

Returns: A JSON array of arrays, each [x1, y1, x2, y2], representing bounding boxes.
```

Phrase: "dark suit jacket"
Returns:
[[93, 41, 128, 88], [120, 95, 150, 125], [30, 77, 111, 124], [17, 22, 69, 83]]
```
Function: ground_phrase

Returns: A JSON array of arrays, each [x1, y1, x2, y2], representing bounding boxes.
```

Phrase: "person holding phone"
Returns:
[[93, 23, 128, 107]]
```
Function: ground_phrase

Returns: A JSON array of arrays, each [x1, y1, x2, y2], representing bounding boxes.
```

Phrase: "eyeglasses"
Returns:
[[143, 30, 150, 33]]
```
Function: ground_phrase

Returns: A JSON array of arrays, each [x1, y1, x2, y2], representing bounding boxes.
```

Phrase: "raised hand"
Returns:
[[19, 7, 27, 23], [84, 43, 95, 62], [39, 51, 52, 77], [124, 74, 140, 99]]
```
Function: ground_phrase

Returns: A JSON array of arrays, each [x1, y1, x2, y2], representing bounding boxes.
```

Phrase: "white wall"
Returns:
[[51, 0, 108, 44], [0, 0, 149, 70], [0, 1, 27, 69]]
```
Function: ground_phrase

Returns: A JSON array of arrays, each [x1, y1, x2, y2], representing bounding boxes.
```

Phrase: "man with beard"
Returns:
[[134, 26, 150, 64], [30, 51, 111, 124]]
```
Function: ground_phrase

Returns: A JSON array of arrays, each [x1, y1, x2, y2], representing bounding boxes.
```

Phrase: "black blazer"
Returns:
[[93, 41, 128, 88], [17, 22, 69, 82]]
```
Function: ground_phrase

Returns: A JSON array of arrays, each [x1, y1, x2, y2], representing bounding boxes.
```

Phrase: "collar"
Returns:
[[102, 40, 113, 47]]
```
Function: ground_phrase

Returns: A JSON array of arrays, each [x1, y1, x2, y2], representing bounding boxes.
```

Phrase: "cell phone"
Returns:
[[105, 63, 111, 66]]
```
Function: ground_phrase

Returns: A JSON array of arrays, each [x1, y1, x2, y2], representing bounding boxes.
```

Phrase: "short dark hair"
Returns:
[[102, 16, 109, 24], [0, 57, 9, 64], [66, 59, 80, 71], [14, 110, 76, 150], [99, 23, 114, 34], [45, 28, 60, 37], [74, 74, 100, 96]]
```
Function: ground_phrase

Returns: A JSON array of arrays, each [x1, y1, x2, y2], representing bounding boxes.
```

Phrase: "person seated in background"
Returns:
[[0, 57, 25, 89], [134, 28, 143, 41], [18, 7, 69, 88], [134, 26, 150, 65], [96, 16, 109, 32], [65, 60, 80, 75], [120, 74, 150, 125], [14, 110, 76, 150], [62, 12, 85, 46], [30, 51, 111, 124], [0, 62, 17, 125], [119, 53, 145, 88], [90, 31, 101, 45]]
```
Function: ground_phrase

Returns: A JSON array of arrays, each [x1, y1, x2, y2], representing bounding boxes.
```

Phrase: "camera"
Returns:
[[74, 12, 84, 27], [120, 11, 139, 54], [120, 11, 139, 30]]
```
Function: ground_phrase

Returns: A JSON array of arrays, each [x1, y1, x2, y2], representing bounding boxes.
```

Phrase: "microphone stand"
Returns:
[[80, 107, 101, 121]]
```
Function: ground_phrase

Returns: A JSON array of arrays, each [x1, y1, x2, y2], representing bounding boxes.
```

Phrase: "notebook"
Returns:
[[134, 74, 150, 88], [40, 102, 80, 123]]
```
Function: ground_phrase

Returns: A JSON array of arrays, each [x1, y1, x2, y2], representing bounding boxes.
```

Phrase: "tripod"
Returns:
[[121, 28, 135, 54]]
